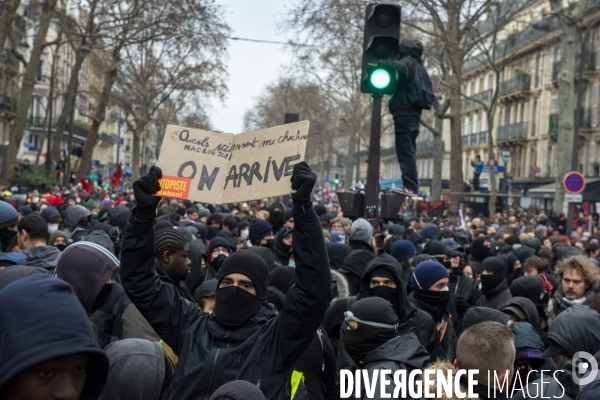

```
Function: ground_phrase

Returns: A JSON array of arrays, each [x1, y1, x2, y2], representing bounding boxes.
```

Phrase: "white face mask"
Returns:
[[440, 286, 449, 292], [76, 198, 81, 204], [241, 230, 249, 239], [48, 224, 59, 234]]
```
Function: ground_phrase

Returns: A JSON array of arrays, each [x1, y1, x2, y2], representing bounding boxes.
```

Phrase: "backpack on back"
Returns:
[[405, 61, 435, 111]]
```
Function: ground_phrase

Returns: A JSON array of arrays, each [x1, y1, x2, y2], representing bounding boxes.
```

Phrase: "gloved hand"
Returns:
[[290, 161, 316, 204], [132, 166, 162, 221], [454, 296, 472, 315]]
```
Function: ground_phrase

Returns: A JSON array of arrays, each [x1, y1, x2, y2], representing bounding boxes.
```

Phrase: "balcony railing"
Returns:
[[26, 115, 44, 129], [479, 131, 489, 144], [497, 122, 528, 142], [498, 74, 531, 97], [417, 141, 434, 152], [100, 133, 115, 144], [73, 125, 89, 138], [461, 90, 492, 112]]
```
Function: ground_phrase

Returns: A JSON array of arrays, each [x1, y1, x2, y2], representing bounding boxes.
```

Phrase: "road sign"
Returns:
[[325, 175, 331, 184], [563, 171, 586, 194], [501, 149, 511, 163], [565, 193, 583, 203]]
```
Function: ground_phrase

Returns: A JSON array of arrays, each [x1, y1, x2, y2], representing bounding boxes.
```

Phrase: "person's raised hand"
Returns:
[[132, 166, 162, 221], [290, 162, 316, 204]]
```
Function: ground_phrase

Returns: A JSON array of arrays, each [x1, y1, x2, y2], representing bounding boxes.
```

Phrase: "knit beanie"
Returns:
[[0, 200, 18, 230], [49, 230, 67, 246], [323, 230, 331, 241], [388, 224, 404, 236], [391, 239, 416, 262], [420, 225, 440, 241], [248, 218, 272, 243], [412, 260, 449, 290], [481, 256, 507, 275], [350, 218, 373, 246], [218, 250, 269, 298]]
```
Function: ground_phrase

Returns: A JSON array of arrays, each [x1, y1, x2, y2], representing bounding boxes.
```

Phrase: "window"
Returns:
[[28, 134, 40, 150], [533, 101, 539, 136], [475, 115, 481, 133], [593, 84, 599, 127], [36, 59, 44, 82], [536, 54, 543, 86], [487, 74, 493, 91]]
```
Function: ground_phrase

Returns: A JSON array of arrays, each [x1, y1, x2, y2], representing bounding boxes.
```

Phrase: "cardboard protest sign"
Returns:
[[156, 121, 309, 204]]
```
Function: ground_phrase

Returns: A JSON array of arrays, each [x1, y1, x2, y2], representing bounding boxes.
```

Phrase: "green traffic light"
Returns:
[[370, 68, 391, 89]]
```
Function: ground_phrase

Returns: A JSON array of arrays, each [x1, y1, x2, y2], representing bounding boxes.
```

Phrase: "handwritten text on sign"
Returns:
[[156, 121, 309, 204]]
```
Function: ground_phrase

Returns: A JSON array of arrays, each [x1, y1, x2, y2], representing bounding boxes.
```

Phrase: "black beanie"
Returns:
[[268, 266, 296, 294], [481, 256, 507, 276], [218, 251, 269, 298]]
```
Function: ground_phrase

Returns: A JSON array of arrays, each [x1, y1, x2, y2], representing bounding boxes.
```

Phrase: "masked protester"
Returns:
[[120, 164, 332, 399], [325, 254, 437, 369], [205, 237, 235, 281], [390, 239, 416, 275], [408, 260, 456, 361], [510, 275, 553, 346], [57, 242, 159, 348], [342, 297, 429, 399], [273, 227, 293, 266], [49, 230, 68, 252], [0, 200, 18, 253], [442, 240, 481, 325], [62, 204, 92, 240], [268, 202, 286, 235], [477, 257, 512, 310], [470, 237, 491, 264], [336, 250, 377, 297], [245, 218, 275, 249]]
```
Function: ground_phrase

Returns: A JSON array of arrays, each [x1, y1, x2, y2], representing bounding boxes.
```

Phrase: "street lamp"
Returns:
[[533, 12, 600, 233]]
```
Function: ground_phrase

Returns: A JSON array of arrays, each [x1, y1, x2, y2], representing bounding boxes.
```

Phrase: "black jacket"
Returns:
[[121, 203, 331, 400], [385, 38, 424, 117], [325, 255, 437, 364], [448, 269, 481, 320]]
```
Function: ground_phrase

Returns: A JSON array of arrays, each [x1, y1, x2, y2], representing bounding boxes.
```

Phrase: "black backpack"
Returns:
[[405, 61, 435, 111]]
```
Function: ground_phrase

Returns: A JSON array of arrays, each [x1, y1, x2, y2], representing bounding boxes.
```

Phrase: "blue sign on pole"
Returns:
[[325, 175, 331, 183], [476, 165, 505, 173]]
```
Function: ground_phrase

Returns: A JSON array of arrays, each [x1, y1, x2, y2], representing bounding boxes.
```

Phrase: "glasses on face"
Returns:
[[343, 311, 399, 330]]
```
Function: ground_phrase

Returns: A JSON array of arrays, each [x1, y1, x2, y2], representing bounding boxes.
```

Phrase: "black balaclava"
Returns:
[[414, 288, 450, 322], [471, 237, 491, 263], [342, 297, 398, 364], [368, 266, 397, 305], [274, 227, 293, 255], [480, 257, 507, 295], [214, 251, 268, 327]]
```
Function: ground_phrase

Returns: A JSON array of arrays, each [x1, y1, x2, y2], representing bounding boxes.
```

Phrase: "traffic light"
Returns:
[[360, 3, 401, 95], [334, 174, 340, 185]]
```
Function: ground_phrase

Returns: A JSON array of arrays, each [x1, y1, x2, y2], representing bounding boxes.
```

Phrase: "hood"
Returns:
[[399, 38, 423, 64], [501, 296, 539, 330], [515, 246, 535, 264], [0, 274, 109, 397], [107, 206, 130, 232], [63, 204, 92, 230], [363, 333, 430, 369], [56, 242, 120, 314], [19, 245, 62, 271], [328, 243, 353, 270], [513, 322, 544, 352], [99, 339, 166, 400], [524, 238, 541, 253], [193, 222, 208, 240], [547, 305, 600, 356], [358, 254, 414, 322], [350, 218, 373, 246], [185, 239, 208, 295], [40, 206, 61, 222], [330, 269, 350, 304], [471, 237, 490, 263], [82, 230, 115, 253], [209, 380, 266, 400], [339, 250, 376, 278], [0, 265, 50, 291]]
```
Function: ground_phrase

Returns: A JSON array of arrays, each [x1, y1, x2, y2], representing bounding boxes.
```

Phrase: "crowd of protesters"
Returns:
[[1, 164, 600, 400]]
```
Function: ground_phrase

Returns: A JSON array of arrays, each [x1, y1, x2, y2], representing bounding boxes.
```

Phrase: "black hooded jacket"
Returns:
[[385, 38, 424, 117], [324, 255, 437, 363], [120, 203, 332, 400]]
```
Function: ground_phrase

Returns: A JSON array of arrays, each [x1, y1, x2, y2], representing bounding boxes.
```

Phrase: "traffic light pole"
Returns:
[[365, 94, 382, 221]]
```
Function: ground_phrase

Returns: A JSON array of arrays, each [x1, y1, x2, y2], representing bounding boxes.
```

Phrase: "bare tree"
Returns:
[[0, 0, 59, 183], [243, 77, 340, 183], [0, 0, 21, 52], [107, 0, 229, 179]]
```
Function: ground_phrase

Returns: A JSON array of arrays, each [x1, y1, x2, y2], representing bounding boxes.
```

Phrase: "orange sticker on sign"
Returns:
[[154, 176, 191, 200]]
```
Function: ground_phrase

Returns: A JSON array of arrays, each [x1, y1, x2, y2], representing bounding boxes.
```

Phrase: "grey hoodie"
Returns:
[[19, 245, 62, 273], [350, 219, 373, 247], [100, 339, 168, 400], [62, 204, 91, 238]]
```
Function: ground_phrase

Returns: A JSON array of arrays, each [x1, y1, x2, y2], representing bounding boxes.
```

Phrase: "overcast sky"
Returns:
[[209, 1, 294, 134]]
